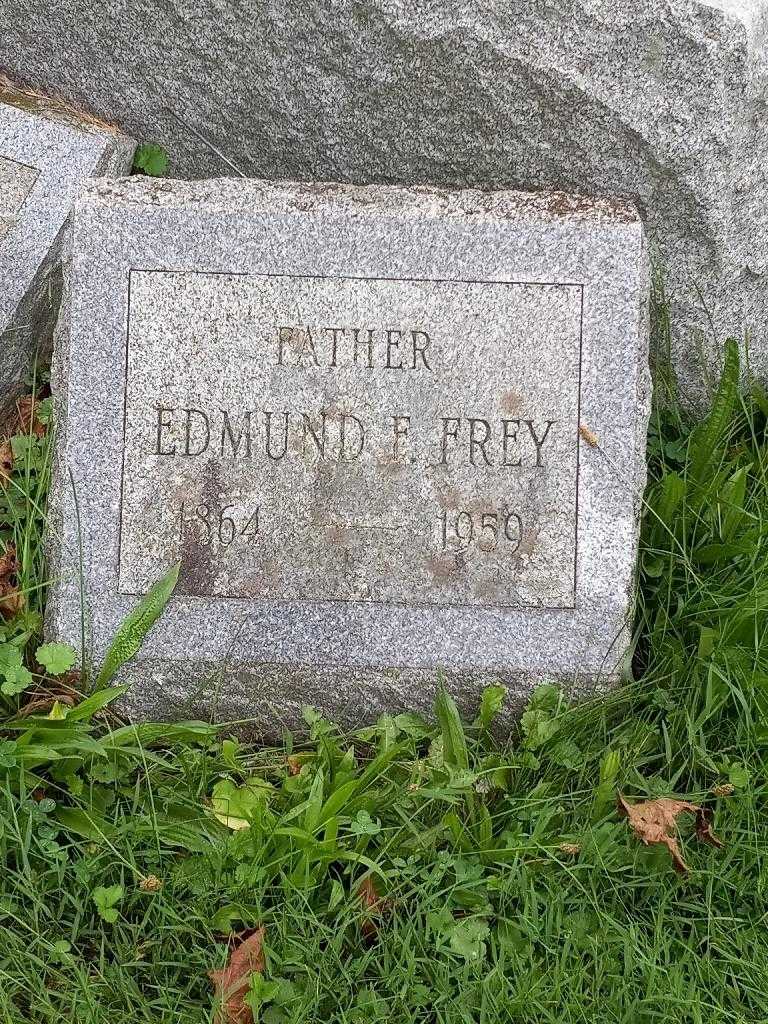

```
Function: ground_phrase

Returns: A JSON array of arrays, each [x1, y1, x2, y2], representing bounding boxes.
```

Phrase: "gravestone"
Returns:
[[1, 0, 763, 394], [47, 177, 650, 728], [0, 81, 134, 418]]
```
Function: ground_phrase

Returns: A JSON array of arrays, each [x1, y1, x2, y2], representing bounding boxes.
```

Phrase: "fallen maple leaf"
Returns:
[[209, 926, 265, 1024], [694, 809, 723, 850], [618, 795, 723, 874]]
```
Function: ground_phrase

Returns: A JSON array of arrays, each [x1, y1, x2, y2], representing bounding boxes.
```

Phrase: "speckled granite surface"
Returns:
[[0, 1, 762, 392], [0, 86, 134, 418], [47, 177, 649, 729]]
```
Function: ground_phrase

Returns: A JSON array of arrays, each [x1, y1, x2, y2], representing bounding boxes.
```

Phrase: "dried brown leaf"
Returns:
[[0, 577, 23, 618], [0, 585, 24, 619], [0, 541, 23, 619], [17, 669, 83, 717], [695, 808, 724, 850], [0, 440, 13, 486], [579, 423, 599, 447], [618, 795, 723, 874], [209, 926, 265, 1024], [358, 875, 387, 940], [13, 395, 47, 438], [17, 691, 76, 718], [0, 542, 18, 583]]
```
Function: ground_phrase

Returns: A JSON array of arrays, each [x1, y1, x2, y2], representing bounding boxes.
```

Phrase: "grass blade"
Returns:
[[94, 561, 180, 689]]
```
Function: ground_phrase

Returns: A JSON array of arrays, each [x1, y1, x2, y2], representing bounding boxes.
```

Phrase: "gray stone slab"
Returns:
[[0, 81, 134, 418], [0, 156, 39, 240], [47, 178, 650, 730], [0, 0, 762, 396]]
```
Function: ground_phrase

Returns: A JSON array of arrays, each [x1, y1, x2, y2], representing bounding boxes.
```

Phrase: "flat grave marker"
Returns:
[[0, 85, 134, 417], [48, 179, 650, 728]]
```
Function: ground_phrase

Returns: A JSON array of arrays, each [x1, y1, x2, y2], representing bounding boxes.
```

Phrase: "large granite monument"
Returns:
[[47, 177, 650, 727], [0, 79, 134, 419], [0, 1, 763, 393]]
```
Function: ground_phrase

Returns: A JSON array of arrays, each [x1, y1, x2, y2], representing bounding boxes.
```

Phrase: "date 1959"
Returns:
[[437, 509, 522, 553]]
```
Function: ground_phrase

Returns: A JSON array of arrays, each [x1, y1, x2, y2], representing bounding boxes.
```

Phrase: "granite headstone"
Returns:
[[47, 177, 650, 728], [0, 0, 762, 393], [0, 79, 134, 418]]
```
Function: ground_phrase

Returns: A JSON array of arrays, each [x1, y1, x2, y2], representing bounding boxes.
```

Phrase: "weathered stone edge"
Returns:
[[83, 175, 641, 225]]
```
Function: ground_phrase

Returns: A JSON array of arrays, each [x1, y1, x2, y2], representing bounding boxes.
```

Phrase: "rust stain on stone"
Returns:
[[325, 524, 346, 548], [535, 190, 638, 223], [434, 485, 463, 510], [516, 526, 541, 560], [423, 552, 466, 585], [500, 389, 523, 416]]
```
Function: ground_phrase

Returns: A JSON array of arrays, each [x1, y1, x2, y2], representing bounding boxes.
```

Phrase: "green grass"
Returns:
[[1, 307, 768, 1022]]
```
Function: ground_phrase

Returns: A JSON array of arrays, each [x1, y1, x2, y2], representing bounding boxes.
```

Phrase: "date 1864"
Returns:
[[178, 502, 260, 547]]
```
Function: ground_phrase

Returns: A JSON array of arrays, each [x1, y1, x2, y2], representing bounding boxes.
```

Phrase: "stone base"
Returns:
[[115, 659, 621, 736]]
